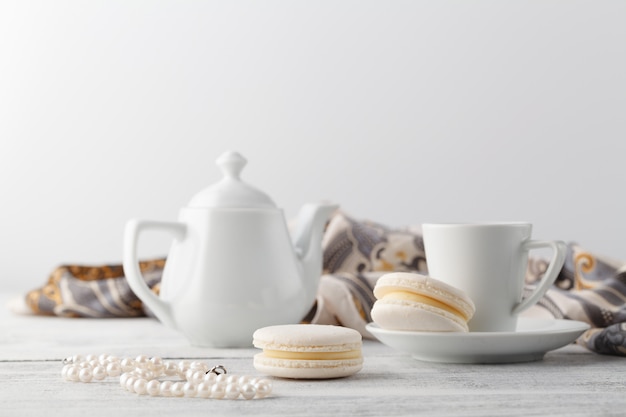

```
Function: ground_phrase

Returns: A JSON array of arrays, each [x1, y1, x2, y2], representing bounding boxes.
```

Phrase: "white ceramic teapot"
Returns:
[[123, 151, 337, 347]]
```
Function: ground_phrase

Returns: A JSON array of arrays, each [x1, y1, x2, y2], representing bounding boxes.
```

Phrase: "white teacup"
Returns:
[[422, 223, 566, 332]]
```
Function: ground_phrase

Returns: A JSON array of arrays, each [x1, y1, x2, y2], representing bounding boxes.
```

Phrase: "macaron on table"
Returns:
[[253, 324, 363, 379]]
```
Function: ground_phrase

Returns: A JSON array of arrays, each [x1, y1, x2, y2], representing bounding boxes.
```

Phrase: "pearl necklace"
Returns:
[[61, 354, 272, 400]]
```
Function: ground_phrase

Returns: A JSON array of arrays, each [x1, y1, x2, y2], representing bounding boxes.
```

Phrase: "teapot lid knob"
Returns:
[[217, 151, 246, 180], [187, 150, 276, 209]]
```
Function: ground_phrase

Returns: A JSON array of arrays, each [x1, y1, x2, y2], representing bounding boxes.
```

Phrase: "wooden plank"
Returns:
[[3, 294, 626, 416], [1, 347, 625, 417]]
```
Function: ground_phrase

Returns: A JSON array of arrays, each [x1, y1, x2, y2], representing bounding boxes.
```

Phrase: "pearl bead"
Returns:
[[135, 355, 149, 370], [225, 383, 240, 400], [177, 360, 190, 376], [149, 357, 164, 374], [255, 380, 271, 398], [133, 378, 148, 395], [159, 381, 172, 397], [67, 366, 80, 382], [197, 382, 212, 398], [171, 382, 185, 397], [163, 361, 178, 376], [120, 358, 136, 372], [190, 371, 204, 385], [146, 379, 160, 396], [61, 364, 71, 380], [203, 372, 216, 384], [119, 372, 130, 388], [106, 362, 121, 377], [210, 383, 225, 399], [85, 354, 97, 362], [183, 382, 197, 398], [190, 361, 205, 371], [78, 368, 93, 383], [215, 373, 228, 383], [93, 366, 107, 381], [72, 354, 85, 363], [240, 383, 256, 400], [185, 369, 195, 381], [136, 368, 153, 380], [125, 376, 136, 391]]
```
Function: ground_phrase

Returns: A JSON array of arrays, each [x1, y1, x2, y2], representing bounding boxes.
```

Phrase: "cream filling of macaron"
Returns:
[[262, 349, 362, 361], [381, 291, 468, 320]]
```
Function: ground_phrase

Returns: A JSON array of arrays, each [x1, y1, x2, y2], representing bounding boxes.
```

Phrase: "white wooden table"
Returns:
[[2, 293, 625, 417]]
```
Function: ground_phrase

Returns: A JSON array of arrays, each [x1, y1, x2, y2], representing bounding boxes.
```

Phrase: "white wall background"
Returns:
[[1, 1, 625, 293]]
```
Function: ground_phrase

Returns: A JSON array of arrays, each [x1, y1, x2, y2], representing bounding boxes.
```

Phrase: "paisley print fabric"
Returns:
[[525, 244, 626, 356], [24, 210, 626, 357], [26, 260, 164, 318]]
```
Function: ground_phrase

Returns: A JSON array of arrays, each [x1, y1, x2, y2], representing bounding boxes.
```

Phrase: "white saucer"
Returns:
[[366, 318, 590, 364]]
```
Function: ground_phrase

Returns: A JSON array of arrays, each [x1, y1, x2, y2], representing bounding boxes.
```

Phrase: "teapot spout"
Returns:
[[292, 203, 338, 305]]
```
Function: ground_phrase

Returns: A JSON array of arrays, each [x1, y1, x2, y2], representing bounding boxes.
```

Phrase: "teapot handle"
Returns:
[[122, 219, 186, 329]]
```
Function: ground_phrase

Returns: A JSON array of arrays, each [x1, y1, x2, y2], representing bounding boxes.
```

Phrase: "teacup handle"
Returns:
[[122, 219, 186, 329], [511, 239, 566, 315]]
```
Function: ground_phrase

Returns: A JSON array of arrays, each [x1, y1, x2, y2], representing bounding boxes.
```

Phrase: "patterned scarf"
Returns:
[[25, 211, 626, 356]]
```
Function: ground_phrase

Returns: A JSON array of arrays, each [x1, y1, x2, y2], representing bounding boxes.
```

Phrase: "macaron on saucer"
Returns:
[[371, 272, 476, 332], [368, 273, 589, 363], [253, 324, 363, 379]]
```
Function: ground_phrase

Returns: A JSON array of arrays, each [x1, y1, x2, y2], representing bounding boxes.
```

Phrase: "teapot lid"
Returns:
[[188, 151, 276, 209]]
